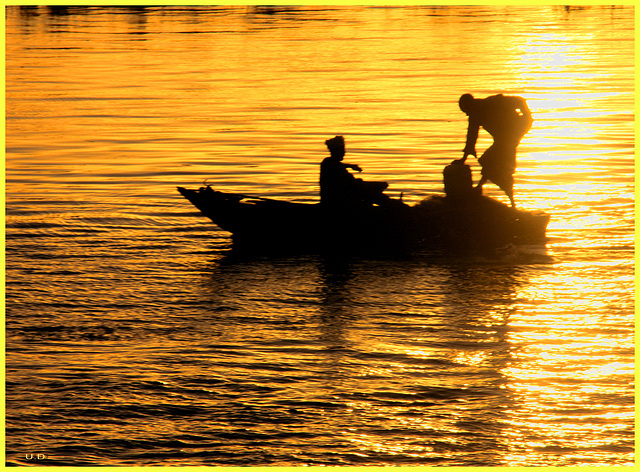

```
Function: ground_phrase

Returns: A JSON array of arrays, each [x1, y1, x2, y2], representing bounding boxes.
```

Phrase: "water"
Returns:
[[5, 5, 634, 467]]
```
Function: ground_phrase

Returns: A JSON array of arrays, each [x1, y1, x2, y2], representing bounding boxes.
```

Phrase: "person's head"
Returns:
[[325, 135, 345, 159], [458, 93, 475, 115]]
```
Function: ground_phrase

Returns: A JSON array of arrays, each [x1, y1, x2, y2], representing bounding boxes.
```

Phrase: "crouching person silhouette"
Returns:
[[320, 136, 391, 207], [458, 93, 532, 208], [443, 158, 474, 201]]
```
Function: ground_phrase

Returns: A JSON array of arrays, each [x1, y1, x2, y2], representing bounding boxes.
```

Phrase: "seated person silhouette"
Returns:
[[320, 136, 391, 207], [458, 93, 532, 208]]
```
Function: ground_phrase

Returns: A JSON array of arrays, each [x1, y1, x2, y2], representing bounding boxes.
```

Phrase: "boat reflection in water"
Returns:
[[199, 250, 544, 464]]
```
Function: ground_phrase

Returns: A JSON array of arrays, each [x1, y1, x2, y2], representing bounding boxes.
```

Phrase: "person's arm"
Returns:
[[460, 116, 479, 162], [343, 163, 362, 172]]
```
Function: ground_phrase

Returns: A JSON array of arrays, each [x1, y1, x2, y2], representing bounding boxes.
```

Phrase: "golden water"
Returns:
[[5, 5, 634, 467]]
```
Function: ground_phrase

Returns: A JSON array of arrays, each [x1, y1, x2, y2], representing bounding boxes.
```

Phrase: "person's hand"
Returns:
[[351, 164, 362, 172]]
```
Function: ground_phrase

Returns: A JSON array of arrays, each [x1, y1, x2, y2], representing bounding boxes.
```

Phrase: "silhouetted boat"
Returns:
[[177, 186, 550, 253]]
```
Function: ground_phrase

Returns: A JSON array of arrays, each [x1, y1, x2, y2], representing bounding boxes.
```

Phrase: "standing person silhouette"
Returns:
[[458, 93, 532, 208]]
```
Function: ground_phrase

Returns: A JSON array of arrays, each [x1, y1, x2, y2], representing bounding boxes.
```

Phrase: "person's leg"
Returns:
[[493, 172, 515, 207], [479, 143, 517, 205], [506, 189, 515, 208], [475, 175, 488, 192], [476, 144, 496, 195]]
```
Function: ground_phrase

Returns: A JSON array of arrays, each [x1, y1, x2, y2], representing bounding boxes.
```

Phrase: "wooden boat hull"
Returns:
[[177, 186, 549, 253]]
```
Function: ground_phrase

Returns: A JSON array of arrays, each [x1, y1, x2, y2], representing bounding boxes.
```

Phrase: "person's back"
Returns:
[[473, 94, 532, 144]]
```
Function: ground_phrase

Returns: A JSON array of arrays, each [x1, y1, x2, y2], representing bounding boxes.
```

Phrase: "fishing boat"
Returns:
[[177, 185, 549, 253]]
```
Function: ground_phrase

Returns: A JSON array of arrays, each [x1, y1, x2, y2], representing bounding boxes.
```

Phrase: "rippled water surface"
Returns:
[[5, 5, 634, 467]]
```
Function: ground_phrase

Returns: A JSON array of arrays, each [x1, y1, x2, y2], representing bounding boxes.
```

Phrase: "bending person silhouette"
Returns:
[[458, 93, 532, 207], [320, 136, 391, 207]]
